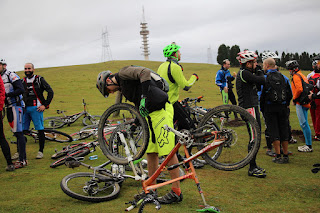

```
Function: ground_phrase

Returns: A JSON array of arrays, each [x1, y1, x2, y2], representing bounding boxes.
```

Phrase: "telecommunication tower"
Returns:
[[140, 7, 150, 60], [101, 27, 113, 62], [207, 46, 213, 64]]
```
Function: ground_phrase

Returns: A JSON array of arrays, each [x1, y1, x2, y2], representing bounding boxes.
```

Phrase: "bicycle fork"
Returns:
[[117, 132, 147, 181]]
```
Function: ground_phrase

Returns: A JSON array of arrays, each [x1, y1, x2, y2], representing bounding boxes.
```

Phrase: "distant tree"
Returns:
[[300, 52, 312, 70], [229, 45, 240, 66], [256, 50, 262, 63], [217, 44, 229, 65], [280, 51, 286, 68], [294, 52, 300, 61], [226, 45, 230, 59]]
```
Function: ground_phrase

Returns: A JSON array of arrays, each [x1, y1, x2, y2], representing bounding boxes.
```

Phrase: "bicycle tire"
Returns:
[[44, 129, 73, 143], [71, 131, 94, 141], [51, 143, 87, 159], [50, 148, 90, 168], [197, 105, 260, 171], [44, 116, 65, 129], [138, 195, 161, 213], [83, 115, 101, 126], [60, 172, 120, 202], [98, 103, 149, 165]]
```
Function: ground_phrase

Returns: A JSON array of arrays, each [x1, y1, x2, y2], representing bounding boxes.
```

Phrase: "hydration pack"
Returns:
[[265, 71, 287, 104]]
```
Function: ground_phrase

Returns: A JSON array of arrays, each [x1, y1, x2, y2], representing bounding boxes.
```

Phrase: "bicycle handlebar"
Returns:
[[180, 96, 204, 104]]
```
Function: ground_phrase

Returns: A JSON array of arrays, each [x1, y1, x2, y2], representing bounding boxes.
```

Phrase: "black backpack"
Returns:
[[292, 73, 313, 105], [265, 71, 287, 104]]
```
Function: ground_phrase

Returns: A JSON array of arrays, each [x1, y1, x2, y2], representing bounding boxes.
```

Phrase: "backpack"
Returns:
[[130, 65, 169, 92], [264, 71, 287, 104], [150, 71, 169, 92], [293, 73, 313, 105]]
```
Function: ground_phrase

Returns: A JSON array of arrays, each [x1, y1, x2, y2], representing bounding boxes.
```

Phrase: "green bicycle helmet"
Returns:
[[163, 43, 181, 58]]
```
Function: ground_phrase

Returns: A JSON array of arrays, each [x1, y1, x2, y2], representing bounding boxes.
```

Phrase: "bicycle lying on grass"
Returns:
[[50, 140, 99, 168], [44, 99, 101, 129], [70, 124, 99, 141], [23, 128, 73, 143], [60, 103, 260, 212]]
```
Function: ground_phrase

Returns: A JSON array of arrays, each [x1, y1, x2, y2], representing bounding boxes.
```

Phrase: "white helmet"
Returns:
[[312, 60, 318, 67], [236, 50, 258, 64], [0, 59, 6, 65], [262, 51, 280, 62]]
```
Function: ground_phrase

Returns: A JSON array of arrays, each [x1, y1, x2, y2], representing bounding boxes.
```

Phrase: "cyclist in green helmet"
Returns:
[[158, 43, 203, 168]]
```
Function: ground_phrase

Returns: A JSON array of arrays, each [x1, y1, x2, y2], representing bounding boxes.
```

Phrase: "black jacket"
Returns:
[[23, 75, 54, 108], [236, 69, 265, 108]]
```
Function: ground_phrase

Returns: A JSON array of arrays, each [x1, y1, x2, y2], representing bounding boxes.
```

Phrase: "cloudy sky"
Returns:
[[1, 0, 319, 71]]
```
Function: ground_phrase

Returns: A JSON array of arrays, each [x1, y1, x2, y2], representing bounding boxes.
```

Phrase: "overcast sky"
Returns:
[[1, 0, 319, 71]]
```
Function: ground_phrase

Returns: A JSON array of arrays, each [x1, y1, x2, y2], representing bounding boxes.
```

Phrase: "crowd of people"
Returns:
[[215, 50, 320, 167], [1, 43, 319, 206], [0, 60, 53, 171]]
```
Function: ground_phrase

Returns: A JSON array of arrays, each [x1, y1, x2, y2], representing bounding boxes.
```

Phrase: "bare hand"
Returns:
[[37, 105, 46, 112], [233, 72, 237, 77], [308, 91, 314, 100], [223, 87, 228, 93]]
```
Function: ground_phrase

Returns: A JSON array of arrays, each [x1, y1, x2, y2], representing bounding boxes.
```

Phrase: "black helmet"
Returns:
[[96, 70, 112, 97], [285, 60, 299, 70]]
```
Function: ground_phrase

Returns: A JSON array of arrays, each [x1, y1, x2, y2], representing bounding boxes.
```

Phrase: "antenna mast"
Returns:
[[140, 7, 150, 60]]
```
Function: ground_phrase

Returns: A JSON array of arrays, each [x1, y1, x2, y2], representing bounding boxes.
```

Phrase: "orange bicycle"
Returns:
[[60, 103, 260, 212]]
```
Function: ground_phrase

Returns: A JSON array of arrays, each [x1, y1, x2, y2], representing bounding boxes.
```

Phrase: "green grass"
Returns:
[[0, 60, 319, 213]]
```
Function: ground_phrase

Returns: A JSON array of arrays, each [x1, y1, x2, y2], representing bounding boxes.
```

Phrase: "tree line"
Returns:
[[217, 44, 319, 70]]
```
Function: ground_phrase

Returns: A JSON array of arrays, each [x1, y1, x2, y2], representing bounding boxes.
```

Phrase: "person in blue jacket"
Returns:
[[215, 59, 238, 119]]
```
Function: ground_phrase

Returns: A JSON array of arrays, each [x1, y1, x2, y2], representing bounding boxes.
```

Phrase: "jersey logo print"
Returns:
[[157, 127, 169, 148]]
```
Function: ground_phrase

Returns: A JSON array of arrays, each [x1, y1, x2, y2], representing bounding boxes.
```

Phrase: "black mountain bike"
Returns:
[[44, 99, 101, 129]]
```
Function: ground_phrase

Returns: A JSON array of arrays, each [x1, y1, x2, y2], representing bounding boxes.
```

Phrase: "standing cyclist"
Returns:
[[236, 50, 266, 178], [215, 59, 238, 119], [0, 59, 27, 169], [22, 63, 54, 159], [96, 66, 183, 204], [0, 59, 15, 171], [157, 43, 202, 167], [286, 60, 313, 152]]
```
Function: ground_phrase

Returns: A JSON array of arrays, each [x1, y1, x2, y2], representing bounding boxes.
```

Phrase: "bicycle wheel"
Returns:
[[98, 103, 149, 165], [43, 116, 65, 129], [50, 148, 90, 168], [83, 115, 101, 126], [44, 129, 73, 143], [196, 105, 260, 171], [60, 172, 120, 202]]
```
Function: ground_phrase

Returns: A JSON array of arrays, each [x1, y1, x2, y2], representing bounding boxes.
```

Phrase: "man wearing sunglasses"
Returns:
[[0, 59, 27, 169], [22, 63, 54, 159]]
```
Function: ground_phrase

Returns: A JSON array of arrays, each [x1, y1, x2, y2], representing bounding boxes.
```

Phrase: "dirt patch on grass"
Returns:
[[227, 119, 245, 127], [291, 129, 305, 141]]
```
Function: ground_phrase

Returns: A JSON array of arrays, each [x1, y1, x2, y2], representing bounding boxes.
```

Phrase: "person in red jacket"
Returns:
[[308, 59, 320, 141], [0, 59, 15, 171]]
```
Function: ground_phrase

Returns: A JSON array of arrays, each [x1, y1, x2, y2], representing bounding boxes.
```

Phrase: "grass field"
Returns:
[[0, 60, 319, 213]]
